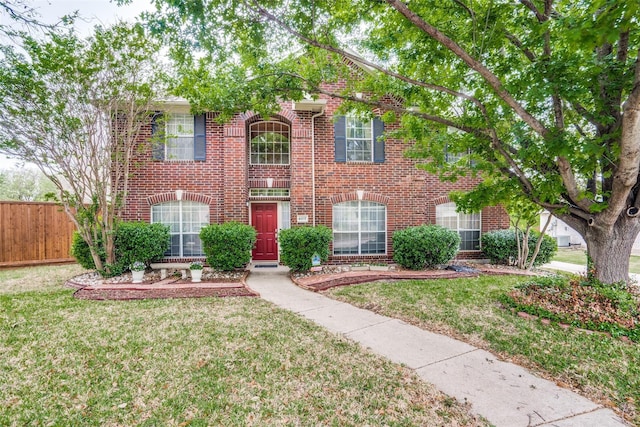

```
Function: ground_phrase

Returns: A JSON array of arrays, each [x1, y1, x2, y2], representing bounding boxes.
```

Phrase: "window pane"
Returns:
[[182, 234, 203, 256], [436, 202, 481, 251], [333, 201, 386, 255], [361, 232, 385, 254], [152, 201, 208, 257], [166, 114, 194, 161], [250, 121, 290, 165], [459, 231, 481, 251], [333, 233, 360, 254], [345, 117, 372, 161]]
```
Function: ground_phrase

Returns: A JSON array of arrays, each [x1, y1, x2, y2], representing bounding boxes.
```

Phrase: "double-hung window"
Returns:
[[333, 201, 386, 255], [334, 115, 385, 163], [346, 117, 373, 162], [435, 202, 481, 251], [151, 113, 206, 161], [151, 201, 209, 257], [165, 114, 194, 160]]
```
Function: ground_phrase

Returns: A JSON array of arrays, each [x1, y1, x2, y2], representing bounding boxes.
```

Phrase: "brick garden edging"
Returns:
[[67, 271, 259, 300], [292, 266, 536, 292], [512, 309, 634, 344]]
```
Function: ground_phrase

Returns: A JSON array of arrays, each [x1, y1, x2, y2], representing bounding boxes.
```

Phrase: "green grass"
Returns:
[[552, 247, 640, 274], [0, 265, 486, 426], [327, 275, 640, 424]]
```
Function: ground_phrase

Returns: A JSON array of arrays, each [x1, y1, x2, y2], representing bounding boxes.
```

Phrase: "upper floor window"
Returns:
[[334, 115, 385, 163], [346, 117, 373, 161], [249, 121, 290, 165], [435, 202, 481, 251], [445, 145, 474, 166], [166, 113, 194, 160], [151, 201, 209, 257], [333, 200, 386, 255], [151, 113, 206, 161]]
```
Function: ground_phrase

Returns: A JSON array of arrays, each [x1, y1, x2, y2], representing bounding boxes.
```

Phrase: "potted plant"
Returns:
[[131, 261, 146, 283], [190, 261, 204, 283]]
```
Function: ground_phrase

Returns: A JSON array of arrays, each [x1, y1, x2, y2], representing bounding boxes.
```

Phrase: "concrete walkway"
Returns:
[[246, 266, 629, 427]]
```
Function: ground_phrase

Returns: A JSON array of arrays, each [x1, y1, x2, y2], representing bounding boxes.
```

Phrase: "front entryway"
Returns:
[[251, 203, 278, 261]]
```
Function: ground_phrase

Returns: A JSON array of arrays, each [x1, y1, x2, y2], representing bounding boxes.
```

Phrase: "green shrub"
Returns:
[[392, 225, 460, 270], [279, 226, 332, 272], [70, 222, 170, 274], [200, 222, 257, 271], [480, 229, 514, 265], [70, 231, 104, 270], [114, 221, 170, 271], [481, 229, 557, 266]]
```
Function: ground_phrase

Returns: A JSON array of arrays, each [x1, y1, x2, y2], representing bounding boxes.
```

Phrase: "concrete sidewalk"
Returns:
[[246, 266, 628, 427]]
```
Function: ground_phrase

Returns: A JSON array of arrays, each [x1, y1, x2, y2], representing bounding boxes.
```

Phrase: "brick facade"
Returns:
[[121, 92, 509, 263]]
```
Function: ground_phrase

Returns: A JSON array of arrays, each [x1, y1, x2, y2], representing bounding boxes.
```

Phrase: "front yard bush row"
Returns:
[[392, 225, 460, 270], [76, 221, 562, 275]]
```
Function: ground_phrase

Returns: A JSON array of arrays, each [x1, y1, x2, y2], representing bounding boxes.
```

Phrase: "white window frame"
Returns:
[[333, 200, 386, 255], [249, 188, 290, 198], [249, 121, 291, 165], [435, 202, 481, 251], [151, 201, 209, 257], [165, 113, 194, 161], [345, 116, 374, 162]]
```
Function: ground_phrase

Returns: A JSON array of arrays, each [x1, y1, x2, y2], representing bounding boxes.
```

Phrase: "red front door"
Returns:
[[252, 203, 278, 261]]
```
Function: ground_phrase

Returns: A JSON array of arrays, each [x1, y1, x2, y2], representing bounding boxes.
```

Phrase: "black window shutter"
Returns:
[[334, 115, 346, 162], [194, 113, 206, 161], [373, 117, 385, 163], [151, 113, 165, 160]]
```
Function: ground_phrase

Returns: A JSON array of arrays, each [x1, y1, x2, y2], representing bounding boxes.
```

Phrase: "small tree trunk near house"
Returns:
[[526, 211, 553, 271]]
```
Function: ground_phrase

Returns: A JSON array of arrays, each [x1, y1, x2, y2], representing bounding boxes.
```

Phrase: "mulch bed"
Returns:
[[67, 271, 259, 301], [293, 265, 536, 292], [74, 285, 258, 300]]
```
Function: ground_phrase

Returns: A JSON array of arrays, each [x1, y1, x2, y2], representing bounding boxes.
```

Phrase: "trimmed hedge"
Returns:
[[279, 226, 332, 272], [200, 222, 257, 271], [392, 225, 460, 270], [70, 222, 170, 274], [481, 229, 557, 266], [114, 222, 170, 269]]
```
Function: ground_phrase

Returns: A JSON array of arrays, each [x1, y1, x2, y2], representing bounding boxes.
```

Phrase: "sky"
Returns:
[[0, 0, 154, 170]]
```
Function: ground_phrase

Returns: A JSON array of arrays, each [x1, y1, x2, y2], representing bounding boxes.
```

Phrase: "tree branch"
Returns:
[[247, 0, 496, 128], [383, 0, 550, 138]]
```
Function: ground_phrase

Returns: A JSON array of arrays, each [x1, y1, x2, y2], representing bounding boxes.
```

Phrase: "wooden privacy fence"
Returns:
[[0, 201, 76, 268]]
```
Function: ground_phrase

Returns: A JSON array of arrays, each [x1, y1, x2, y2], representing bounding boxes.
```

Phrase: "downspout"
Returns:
[[311, 108, 325, 226]]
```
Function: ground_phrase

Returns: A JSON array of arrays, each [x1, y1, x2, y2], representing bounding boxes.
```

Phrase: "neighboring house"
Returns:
[[540, 211, 640, 251], [120, 91, 510, 264]]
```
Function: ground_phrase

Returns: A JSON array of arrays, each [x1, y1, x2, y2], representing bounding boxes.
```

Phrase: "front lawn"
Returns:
[[327, 275, 640, 424], [552, 247, 640, 274], [0, 265, 484, 426]]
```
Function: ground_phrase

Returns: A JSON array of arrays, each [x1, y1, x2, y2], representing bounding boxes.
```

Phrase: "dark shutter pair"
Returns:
[[151, 113, 206, 161], [334, 116, 385, 163]]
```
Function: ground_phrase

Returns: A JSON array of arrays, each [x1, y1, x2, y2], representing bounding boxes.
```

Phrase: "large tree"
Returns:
[[146, 0, 639, 284], [0, 23, 166, 275]]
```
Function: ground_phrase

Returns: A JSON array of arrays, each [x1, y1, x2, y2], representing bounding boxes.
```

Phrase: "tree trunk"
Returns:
[[582, 218, 640, 284]]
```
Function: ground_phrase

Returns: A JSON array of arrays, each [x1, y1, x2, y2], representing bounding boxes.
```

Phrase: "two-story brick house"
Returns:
[[120, 91, 509, 265]]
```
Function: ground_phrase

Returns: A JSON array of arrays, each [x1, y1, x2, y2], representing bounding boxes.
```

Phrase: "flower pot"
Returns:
[[191, 269, 203, 283], [131, 269, 144, 283]]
